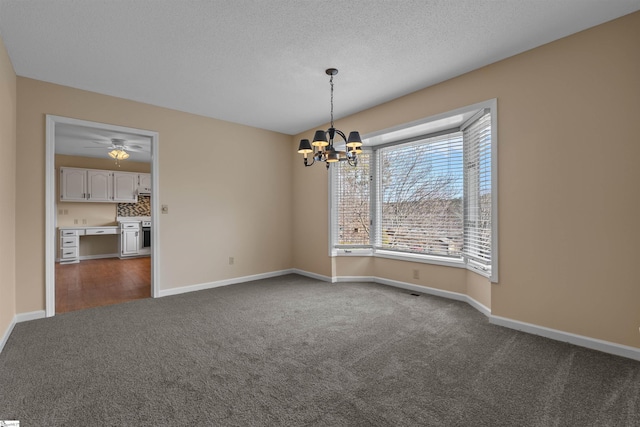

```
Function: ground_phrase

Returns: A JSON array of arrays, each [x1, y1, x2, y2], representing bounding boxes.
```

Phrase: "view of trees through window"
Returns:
[[333, 108, 493, 275], [378, 133, 463, 256]]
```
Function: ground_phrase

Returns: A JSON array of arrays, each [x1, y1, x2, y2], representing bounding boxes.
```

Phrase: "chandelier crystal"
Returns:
[[297, 68, 363, 169]]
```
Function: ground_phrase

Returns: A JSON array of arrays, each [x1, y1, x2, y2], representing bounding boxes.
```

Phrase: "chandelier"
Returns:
[[297, 68, 363, 169]]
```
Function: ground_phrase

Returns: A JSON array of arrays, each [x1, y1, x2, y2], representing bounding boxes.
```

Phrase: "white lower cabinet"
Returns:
[[120, 222, 140, 257], [59, 229, 83, 264]]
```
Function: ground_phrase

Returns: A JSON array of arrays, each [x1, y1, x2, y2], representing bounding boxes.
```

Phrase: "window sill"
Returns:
[[332, 248, 492, 279], [374, 250, 465, 268]]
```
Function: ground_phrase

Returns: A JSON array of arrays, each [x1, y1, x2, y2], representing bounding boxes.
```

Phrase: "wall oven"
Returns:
[[141, 220, 151, 250]]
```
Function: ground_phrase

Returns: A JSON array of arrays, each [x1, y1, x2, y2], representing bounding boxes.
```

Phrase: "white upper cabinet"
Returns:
[[113, 172, 139, 203], [138, 173, 151, 194], [59, 167, 142, 203], [86, 169, 113, 202], [60, 167, 87, 201]]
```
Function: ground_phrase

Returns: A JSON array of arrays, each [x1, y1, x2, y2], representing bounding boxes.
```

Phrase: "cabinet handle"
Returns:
[[88, 193, 91, 199], [96, 230, 103, 233], [64, 252, 73, 255], [135, 232, 139, 237]]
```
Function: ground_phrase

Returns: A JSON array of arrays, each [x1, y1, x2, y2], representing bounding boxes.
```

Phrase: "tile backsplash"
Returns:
[[117, 195, 150, 217]]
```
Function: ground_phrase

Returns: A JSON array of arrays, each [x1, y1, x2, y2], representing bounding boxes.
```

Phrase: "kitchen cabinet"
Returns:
[[86, 169, 113, 202], [59, 228, 83, 264], [58, 226, 119, 264], [120, 222, 140, 257], [113, 172, 139, 203], [59, 167, 140, 203], [60, 167, 87, 201], [138, 173, 151, 194]]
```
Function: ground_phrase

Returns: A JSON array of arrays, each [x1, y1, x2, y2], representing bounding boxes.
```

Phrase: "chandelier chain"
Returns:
[[330, 74, 334, 128]]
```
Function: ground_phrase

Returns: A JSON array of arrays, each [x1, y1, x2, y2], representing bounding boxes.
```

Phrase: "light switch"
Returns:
[[161, 204, 169, 214]]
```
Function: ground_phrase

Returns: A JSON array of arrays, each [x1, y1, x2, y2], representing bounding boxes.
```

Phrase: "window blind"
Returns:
[[463, 111, 492, 269], [333, 152, 371, 247], [375, 132, 464, 257]]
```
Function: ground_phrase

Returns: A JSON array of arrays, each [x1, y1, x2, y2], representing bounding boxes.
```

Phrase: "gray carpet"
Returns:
[[0, 274, 638, 426]]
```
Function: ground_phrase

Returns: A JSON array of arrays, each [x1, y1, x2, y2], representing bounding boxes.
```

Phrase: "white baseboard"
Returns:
[[290, 268, 333, 283], [16, 310, 46, 323], [0, 318, 16, 354], [158, 269, 296, 297], [336, 274, 637, 361], [490, 315, 640, 362], [80, 253, 120, 261], [0, 310, 46, 354]]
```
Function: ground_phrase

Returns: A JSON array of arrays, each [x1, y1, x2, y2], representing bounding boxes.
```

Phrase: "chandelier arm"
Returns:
[[334, 128, 348, 142]]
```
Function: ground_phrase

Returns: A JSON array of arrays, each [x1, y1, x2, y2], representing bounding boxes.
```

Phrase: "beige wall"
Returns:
[[0, 37, 16, 337], [16, 79, 293, 312], [292, 12, 640, 348]]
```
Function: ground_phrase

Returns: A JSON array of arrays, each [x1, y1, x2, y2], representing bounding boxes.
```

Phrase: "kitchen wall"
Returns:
[[118, 196, 150, 218], [16, 77, 293, 313], [0, 35, 17, 347], [292, 12, 640, 349]]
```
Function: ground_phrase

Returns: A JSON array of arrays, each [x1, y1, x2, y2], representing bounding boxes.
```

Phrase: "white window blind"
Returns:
[[463, 111, 492, 270], [375, 133, 464, 257], [333, 152, 371, 247]]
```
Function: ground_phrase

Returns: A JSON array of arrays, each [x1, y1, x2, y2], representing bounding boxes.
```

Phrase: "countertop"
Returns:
[[59, 225, 120, 230]]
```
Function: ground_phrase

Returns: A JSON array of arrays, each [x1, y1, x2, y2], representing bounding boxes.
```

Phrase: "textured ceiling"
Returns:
[[1, 0, 639, 135]]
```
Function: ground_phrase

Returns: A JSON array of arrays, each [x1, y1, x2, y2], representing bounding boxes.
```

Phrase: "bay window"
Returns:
[[330, 100, 497, 281]]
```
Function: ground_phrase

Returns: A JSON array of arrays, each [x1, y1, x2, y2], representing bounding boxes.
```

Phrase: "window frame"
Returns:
[[329, 99, 498, 282]]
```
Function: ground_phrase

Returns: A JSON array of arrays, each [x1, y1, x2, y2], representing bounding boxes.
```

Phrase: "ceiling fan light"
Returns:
[[108, 149, 129, 160]]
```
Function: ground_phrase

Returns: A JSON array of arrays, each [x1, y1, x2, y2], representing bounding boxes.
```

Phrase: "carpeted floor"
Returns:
[[0, 274, 638, 426]]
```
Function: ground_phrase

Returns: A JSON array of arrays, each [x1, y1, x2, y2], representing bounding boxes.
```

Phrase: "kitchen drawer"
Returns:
[[86, 227, 118, 235], [120, 222, 140, 230], [60, 236, 79, 247], [60, 247, 78, 259], [61, 229, 83, 237]]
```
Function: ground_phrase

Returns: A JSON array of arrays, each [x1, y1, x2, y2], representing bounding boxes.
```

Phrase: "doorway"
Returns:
[[45, 115, 160, 316]]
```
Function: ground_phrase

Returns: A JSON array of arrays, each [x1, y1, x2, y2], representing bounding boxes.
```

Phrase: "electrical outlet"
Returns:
[[229, 257, 234, 265], [58, 209, 63, 215], [74, 219, 78, 224], [82, 219, 87, 224], [161, 204, 169, 214], [63, 209, 68, 215], [413, 269, 420, 280]]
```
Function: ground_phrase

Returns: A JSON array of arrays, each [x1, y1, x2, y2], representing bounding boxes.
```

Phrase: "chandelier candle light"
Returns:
[[297, 68, 363, 169]]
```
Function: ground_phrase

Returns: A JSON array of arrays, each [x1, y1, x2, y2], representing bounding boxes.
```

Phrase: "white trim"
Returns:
[[489, 99, 499, 283], [290, 268, 334, 283], [15, 310, 46, 323], [490, 315, 640, 362], [45, 115, 160, 316], [374, 250, 465, 269], [0, 318, 16, 354], [80, 253, 120, 261], [158, 269, 295, 297], [334, 275, 376, 283], [339, 274, 638, 361], [0, 311, 47, 354]]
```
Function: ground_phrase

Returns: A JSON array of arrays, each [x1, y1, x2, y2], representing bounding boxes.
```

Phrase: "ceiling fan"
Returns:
[[85, 138, 144, 166]]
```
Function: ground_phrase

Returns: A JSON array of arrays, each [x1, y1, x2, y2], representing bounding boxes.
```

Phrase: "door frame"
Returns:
[[45, 115, 160, 317]]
